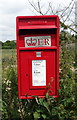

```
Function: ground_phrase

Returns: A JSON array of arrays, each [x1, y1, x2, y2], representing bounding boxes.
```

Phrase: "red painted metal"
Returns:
[[16, 15, 60, 99]]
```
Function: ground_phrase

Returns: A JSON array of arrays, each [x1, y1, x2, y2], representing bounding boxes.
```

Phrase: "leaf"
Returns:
[[45, 92, 49, 99], [42, 114, 47, 119], [43, 102, 51, 115], [33, 112, 40, 119], [39, 98, 44, 105], [35, 97, 39, 105]]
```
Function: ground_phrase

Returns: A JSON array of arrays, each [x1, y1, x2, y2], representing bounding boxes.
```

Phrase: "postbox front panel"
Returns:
[[19, 50, 57, 98]]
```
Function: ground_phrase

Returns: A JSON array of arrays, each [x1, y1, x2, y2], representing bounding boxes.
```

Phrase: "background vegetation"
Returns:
[[0, 40, 16, 49]]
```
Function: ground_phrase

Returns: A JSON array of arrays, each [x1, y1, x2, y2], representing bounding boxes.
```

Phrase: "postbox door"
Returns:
[[19, 50, 56, 98]]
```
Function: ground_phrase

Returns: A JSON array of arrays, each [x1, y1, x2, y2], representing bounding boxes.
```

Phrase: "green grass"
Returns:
[[2, 49, 16, 69], [2, 49, 16, 59]]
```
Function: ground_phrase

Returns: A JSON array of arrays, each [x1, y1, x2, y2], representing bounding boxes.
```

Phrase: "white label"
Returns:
[[25, 36, 51, 47], [32, 60, 46, 86]]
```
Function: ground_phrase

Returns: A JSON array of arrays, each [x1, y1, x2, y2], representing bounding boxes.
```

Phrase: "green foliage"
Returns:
[[2, 66, 20, 120], [2, 31, 76, 120], [2, 40, 16, 49]]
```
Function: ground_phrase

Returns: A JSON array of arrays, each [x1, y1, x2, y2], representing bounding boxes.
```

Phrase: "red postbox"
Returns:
[[16, 15, 60, 99]]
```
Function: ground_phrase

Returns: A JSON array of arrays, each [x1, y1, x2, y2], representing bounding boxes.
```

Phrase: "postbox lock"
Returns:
[[26, 74, 28, 76]]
